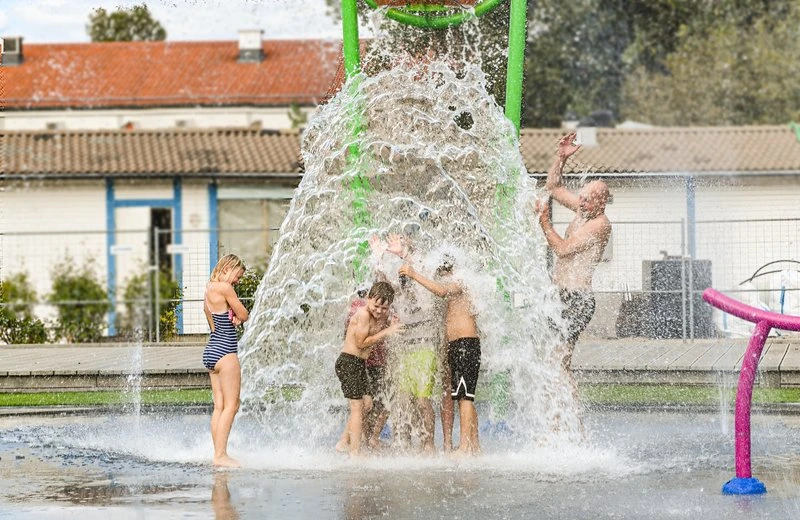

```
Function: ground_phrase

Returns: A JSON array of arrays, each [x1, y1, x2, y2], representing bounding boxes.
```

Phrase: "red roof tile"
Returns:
[[2, 40, 343, 110], [4, 125, 799, 179], [2, 128, 302, 178], [521, 125, 800, 175]]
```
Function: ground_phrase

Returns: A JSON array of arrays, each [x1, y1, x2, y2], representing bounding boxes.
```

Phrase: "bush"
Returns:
[[50, 259, 110, 343], [0, 273, 50, 344], [0, 314, 50, 344], [230, 264, 264, 339], [236, 264, 265, 314], [122, 268, 182, 341]]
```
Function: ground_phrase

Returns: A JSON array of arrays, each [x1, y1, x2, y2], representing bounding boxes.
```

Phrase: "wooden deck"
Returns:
[[572, 338, 800, 387]]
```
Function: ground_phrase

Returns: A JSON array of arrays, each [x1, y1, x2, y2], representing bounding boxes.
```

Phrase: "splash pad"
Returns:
[[237, 0, 587, 452]]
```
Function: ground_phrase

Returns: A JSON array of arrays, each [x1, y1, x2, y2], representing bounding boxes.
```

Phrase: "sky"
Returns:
[[0, 0, 347, 43]]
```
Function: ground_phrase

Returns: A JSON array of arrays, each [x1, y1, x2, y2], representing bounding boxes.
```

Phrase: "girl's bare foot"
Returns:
[[213, 455, 241, 468]]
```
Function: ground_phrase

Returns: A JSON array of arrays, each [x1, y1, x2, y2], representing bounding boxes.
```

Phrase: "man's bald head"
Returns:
[[578, 180, 610, 218]]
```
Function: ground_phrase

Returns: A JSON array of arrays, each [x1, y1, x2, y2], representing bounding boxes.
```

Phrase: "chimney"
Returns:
[[238, 29, 264, 63], [1, 36, 24, 66]]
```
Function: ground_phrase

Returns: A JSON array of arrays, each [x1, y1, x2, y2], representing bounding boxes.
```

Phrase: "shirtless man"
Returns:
[[399, 257, 481, 456], [535, 132, 612, 384]]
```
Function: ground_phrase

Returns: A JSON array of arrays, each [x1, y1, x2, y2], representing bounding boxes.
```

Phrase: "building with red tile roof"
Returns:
[[3, 39, 341, 109], [3, 31, 800, 340], [1, 34, 344, 131]]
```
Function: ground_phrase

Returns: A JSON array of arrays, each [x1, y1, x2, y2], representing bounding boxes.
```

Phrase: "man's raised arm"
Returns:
[[545, 132, 581, 211], [537, 199, 610, 258]]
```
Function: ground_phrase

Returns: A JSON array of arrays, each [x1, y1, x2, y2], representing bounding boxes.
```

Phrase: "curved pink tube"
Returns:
[[702, 288, 800, 479], [703, 288, 800, 332]]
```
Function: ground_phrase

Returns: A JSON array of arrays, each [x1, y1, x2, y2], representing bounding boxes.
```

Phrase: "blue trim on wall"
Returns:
[[173, 177, 184, 333], [114, 198, 175, 208], [208, 183, 219, 272], [106, 179, 117, 336], [685, 176, 697, 258], [105, 180, 186, 337]]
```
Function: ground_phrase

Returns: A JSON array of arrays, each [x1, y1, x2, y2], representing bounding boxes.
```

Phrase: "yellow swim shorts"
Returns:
[[399, 347, 437, 398]]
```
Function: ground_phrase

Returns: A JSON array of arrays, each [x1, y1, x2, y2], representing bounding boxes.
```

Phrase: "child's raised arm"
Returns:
[[398, 264, 461, 299]]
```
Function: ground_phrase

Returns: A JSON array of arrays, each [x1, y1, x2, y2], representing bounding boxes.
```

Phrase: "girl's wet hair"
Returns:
[[368, 281, 395, 304], [210, 254, 246, 282]]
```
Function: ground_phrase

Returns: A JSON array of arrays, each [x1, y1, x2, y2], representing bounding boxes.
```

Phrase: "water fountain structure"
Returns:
[[237, 0, 586, 449]]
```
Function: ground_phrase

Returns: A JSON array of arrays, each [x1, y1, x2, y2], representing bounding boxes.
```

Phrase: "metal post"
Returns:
[[689, 256, 695, 340], [685, 176, 697, 340], [154, 227, 161, 343], [504, 0, 527, 135], [147, 228, 155, 342], [341, 0, 361, 79], [680, 219, 687, 341]]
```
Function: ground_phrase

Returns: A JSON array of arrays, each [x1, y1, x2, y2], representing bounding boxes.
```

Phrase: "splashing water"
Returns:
[[239, 27, 583, 452]]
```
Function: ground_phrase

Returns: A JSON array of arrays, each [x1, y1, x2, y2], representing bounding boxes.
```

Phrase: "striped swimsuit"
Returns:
[[202, 312, 238, 371]]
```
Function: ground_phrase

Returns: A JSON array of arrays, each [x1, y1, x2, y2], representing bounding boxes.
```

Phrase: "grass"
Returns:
[[580, 384, 800, 406], [0, 389, 211, 407], [2, 385, 800, 408]]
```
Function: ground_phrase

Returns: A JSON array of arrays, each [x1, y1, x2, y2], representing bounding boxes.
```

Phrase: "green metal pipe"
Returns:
[[503, 0, 526, 135], [342, 0, 362, 77], [341, 0, 372, 280], [362, 0, 505, 29]]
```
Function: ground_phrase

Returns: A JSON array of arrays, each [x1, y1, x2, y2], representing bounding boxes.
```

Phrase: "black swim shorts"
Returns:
[[366, 364, 386, 404], [448, 337, 481, 401], [560, 289, 596, 345], [335, 352, 368, 400]]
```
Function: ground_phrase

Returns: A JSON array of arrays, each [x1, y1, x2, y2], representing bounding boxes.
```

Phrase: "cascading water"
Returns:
[[239, 16, 584, 451]]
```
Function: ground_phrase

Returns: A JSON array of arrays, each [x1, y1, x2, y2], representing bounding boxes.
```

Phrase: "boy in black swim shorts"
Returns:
[[334, 281, 402, 456], [399, 256, 482, 457]]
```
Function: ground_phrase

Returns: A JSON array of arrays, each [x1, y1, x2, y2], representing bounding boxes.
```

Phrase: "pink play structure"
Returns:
[[702, 287, 800, 495]]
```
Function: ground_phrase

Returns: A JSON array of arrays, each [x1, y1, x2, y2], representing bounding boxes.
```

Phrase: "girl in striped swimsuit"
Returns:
[[202, 254, 249, 468]]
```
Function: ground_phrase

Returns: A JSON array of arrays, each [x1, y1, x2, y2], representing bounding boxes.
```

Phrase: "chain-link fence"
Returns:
[[1, 219, 798, 343]]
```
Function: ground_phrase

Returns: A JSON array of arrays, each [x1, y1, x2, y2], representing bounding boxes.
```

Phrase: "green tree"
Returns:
[[621, 6, 800, 126], [522, 0, 633, 127], [87, 3, 167, 42]]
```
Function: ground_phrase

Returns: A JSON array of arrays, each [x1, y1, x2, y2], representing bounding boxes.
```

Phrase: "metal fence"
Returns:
[[1, 219, 798, 343]]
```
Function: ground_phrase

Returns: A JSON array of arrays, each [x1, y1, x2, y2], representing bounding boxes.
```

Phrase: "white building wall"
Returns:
[[544, 175, 800, 338], [2, 181, 108, 329], [180, 181, 214, 334], [1, 178, 221, 336], [549, 178, 688, 293], [547, 177, 800, 294], [694, 178, 800, 294], [2, 106, 311, 131]]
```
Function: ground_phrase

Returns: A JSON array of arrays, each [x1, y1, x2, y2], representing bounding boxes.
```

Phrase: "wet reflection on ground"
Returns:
[[1, 410, 800, 519]]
